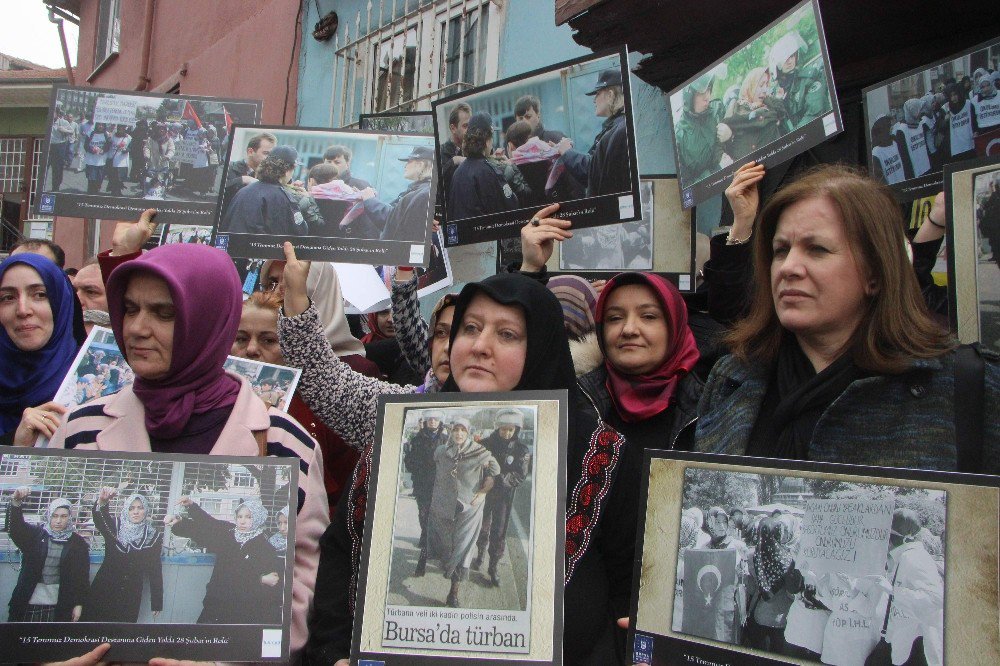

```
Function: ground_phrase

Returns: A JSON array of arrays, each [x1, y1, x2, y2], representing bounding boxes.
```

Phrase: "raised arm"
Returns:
[[390, 269, 431, 376]]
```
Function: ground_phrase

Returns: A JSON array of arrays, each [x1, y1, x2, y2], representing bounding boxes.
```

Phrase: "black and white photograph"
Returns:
[[162, 224, 213, 245], [629, 453, 1000, 666], [433, 47, 641, 247], [669, 0, 841, 209], [864, 37, 1000, 200], [360, 111, 436, 135], [0, 447, 297, 662], [550, 175, 699, 290], [351, 393, 567, 665], [945, 155, 1000, 353], [35, 86, 261, 223], [212, 125, 436, 266]]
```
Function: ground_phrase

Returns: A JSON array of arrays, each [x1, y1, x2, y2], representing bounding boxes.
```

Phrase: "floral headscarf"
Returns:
[[233, 499, 268, 545], [269, 506, 289, 551], [115, 493, 159, 551], [43, 498, 76, 542], [753, 514, 800, 594]]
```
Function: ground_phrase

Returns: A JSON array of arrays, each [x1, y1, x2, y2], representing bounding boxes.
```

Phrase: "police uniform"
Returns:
[[224, 180, 306, 237], [773, 64, 830, 131], [367, 178, 432, 241], [402, 417, 449, 549], [448, 155, 520, 219], [561, 69, 632, 196], [675, 99, 727, 184]]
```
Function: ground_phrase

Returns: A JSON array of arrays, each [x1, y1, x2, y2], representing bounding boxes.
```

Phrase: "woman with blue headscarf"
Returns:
[[83, 486, 163, 622], [0, 252, 84, 446]]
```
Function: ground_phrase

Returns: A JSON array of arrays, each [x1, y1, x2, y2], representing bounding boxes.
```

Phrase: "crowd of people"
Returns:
[[441, 67, 631, 225], [47, 108, 227, 199], [2, 137, 999, 665], [220, 133, 433, 243], [870, 67, 1000, 185]]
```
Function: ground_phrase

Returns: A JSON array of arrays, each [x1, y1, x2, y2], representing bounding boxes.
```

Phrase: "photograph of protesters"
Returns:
[[670, 0, 837, 206], [361, 145, 434, 242], [83, 122, 110, 195], [81, 488, 163, 623], [439, 102, 471, 198], [864, 36, 1000, 193], [222, 146, 306, 237], [106, 124, 132, 196], [423, 415, 501, 608], [165, 496, 283, 625], [560, 179, 654, 270], [449, 111, 521, 220], [47, 109, 74, 190], [974, 168, 1000, 353], [472, 409, 532, 587], [223, 131, 277, 206], [4, 487, 89, 623]]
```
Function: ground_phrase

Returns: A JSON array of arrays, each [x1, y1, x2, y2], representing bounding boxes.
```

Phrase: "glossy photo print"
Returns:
[[212, 125, 436, 266], [433, 47, 641, 247], [35, 86, 260, 223]]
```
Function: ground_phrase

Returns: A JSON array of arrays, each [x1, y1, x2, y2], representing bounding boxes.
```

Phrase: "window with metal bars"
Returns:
[[330, 0, 500, 127]]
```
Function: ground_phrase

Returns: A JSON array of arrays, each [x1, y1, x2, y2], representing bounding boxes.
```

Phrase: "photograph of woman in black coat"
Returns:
[[4, 487, 89, 622], [82, 488, 163, 623], [166, 497, 282, 625]]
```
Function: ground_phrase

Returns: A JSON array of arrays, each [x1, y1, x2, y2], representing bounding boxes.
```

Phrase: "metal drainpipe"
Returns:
[[136, 0, 156, 90], [48, 9, 75, 85]]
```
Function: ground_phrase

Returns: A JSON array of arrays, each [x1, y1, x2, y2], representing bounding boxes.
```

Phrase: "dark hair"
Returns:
[[449, 103, 472, 129], [256, 155, 294, 184], [247, 132, 277, 152], [514, 95, 541, 119], [725, 164, 954, 373], [505, 120, 533, 149], [12, 239, 66, 268], [322, 144, 352, 162], [308, 162, 341, 185], [462, 127, 492, 158]]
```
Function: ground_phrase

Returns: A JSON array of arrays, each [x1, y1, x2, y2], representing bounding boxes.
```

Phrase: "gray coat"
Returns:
[[694, 352, 1000, 473]]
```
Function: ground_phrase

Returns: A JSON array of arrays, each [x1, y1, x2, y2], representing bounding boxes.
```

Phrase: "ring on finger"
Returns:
[[530, 218, 540, 226]]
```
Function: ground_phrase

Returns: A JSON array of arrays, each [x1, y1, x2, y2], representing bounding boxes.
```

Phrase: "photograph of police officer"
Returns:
[[669, 0, 839, 208], [865, 36, 1000, 193], [433, 49, 639, 245], [214, 126, 436, 263]]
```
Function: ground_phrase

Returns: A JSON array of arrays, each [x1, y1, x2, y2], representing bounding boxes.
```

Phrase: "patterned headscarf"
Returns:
[[233, 499, 268, 545], [43, 498, 76, 542], [753, 514, 800, 594], [116, 493, 158, 550], [269, 506, 289, 551], [679, 508, 703, 549]]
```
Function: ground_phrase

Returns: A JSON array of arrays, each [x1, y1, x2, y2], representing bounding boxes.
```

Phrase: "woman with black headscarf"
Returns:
[[83, 487, 163, 622], [277, 242, 641, 665]]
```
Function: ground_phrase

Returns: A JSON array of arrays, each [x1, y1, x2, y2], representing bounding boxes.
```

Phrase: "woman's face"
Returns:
[[278, 512, 288, 536], [449, 293, 527, 392], [235, 506, 254, 532], [692, 90, 711, 114], [122, 273, 175, 381], [129, 499, 147, 524], [0, 264, 55, 352], [375, 309, 395, 337], [430, 305, 455, 384], [753, 72, 771, 104], [50, 507, 71, 532], [602, 283, 670, 376], [451, 423, 469, 446], [594, 88, 613, 117], [770, 196, 871, 353], [233, 306, 284, 365]]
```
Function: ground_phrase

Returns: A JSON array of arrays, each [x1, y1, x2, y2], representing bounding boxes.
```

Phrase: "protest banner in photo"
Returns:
[[668, 0, 841, 209], [548, 175, 699, 291], [51, 327, 301, 413], [0, 447, 297, 662], [161, 223, 213, 245], [352, 392, 567, 665], [945, 155, 1000, 353], [864, 37, 1000, 200], [627, 452, 1000, 666], [212, 125, 436, 266], [433, 46, 641, 247], [35, 86, 260, 224]]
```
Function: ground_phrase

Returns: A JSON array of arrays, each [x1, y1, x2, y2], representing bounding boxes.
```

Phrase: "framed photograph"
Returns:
[[627, 451, 1000, 666], [161, 224, 213, 245], [545, 174, 699, 291], [0, 446, 298, 662], [945, 155, 1000, 352], [212, 124, 436, 266], [668, 0, 842, 209], [433, 46, 642, 247], [360, 111, 435, 135], [864, 37, 1000, 201], [34, 85, 261, 223], [51, 327, 302, 413], [352, 392, 568, 665]]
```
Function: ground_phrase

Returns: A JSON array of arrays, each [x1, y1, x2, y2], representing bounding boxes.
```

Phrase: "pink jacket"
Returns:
[[49, 374, 330, 658]]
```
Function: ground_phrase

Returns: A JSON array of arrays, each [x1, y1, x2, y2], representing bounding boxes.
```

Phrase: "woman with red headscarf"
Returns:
[[577, 271, 704, 451]]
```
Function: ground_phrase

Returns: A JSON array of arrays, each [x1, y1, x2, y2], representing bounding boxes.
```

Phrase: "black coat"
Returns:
[[448, 156, 520, 220], [82, 503, 163, 622], [5, 504, 90, 622], [365, 178, 432, 241], [224, 180, 304, 237], [481, 430, 531, 492], [403, 425, 450, 503], [562, 111, 630, 197], [171, 502, 282, 625]]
